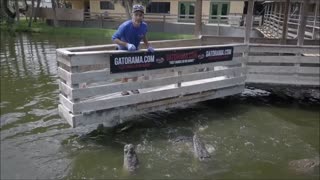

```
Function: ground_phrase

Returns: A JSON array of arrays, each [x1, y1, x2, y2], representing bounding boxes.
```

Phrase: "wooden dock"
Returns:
[[57, 41, 247, 128], [57, 36, 319, 128]]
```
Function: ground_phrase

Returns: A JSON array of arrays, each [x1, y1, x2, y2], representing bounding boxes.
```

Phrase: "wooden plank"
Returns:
[[59, 80, 72, 98], [58, 104, 74, 127], [71, 67, 246, 99], [57, 53, 71, 67], [146, 39, 202, 48], [70, 57, 244, 84], [72, 85, 245, 128], [247, 66, 297, 74], [70, 54, 110, 66], [248, 66, 319, 75], [56, 48, 75, 56], [246, 74, 296, 84], [62, 39, 200, 52], [246, 74, 320, 86], [62, 44, 116, 52], [298, 75, 320, 84], [58, 67, 72, 85], [249, 45, 320, 54], [299, 67, 320, 74], [59, 94, 74, 112], [248, 56, 320, 64], [72, 76, 246, 113], [70, 44, 247, 55]]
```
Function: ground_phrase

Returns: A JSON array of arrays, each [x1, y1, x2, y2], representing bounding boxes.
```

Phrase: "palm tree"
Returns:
[[33, 0, 41, 22], [51, 0, 58, 27], [28, 0, 34, 27], [14, 0, 19, 25]]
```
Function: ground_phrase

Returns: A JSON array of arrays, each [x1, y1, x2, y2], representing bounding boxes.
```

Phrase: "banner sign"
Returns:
[[110, 46, 233, 73]]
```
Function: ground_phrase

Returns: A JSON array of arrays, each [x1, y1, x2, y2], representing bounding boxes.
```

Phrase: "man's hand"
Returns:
[[147, 46, 154, 53], [126, 43, 136, 51]]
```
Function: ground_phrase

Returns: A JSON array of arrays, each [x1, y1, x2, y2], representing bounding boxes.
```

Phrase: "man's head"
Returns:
[[132, 4, 144, 26]]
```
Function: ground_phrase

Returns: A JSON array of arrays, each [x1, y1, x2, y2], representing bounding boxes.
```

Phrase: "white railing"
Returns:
[[246, 44, 320, 86], [82, 12, 246, 26], [57, 42, 247, 127], [262, 13, 320, 39], [57, 37, 320, 128]]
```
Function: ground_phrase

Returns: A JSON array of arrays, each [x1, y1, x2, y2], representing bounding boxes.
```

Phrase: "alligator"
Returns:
[[288, 157, 319, 175], [123, 144, 139, 172], [193, 134, 210, 161]]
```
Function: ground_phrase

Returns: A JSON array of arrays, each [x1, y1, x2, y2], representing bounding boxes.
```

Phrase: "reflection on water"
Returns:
[[0, 32, 319, 179]]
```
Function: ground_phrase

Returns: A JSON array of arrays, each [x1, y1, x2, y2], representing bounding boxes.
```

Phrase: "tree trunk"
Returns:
[[15, 0, 20, 25], [51, 0, 58, 27], [124, 0, 131, 20], [28, 0, 35, 27], [34, 0, 41, 22]]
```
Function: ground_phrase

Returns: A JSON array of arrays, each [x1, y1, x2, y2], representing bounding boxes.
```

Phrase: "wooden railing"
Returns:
[[261, 13, 320, 39], [246, 44, 320, 86], [57, 37, 320, 128], [57, 43, 247, 127], [81, 12, 264, 27]]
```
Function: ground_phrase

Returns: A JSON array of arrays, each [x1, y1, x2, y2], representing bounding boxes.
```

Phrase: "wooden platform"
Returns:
[[57, 37, 320, 128]]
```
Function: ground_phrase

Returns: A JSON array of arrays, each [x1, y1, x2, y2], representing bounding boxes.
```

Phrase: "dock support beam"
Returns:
[[195, 0, 203, 37], [297, 0, 310, 45], [245, 0, 254, 44], [281, 0, 290, 44]]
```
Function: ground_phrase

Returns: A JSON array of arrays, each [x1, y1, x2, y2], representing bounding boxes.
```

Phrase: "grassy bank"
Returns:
[[0, 19, 194, 40]]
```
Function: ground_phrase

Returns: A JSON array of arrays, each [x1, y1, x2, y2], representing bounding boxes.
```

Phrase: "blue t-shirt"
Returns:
[[112, 20, 148, 50]]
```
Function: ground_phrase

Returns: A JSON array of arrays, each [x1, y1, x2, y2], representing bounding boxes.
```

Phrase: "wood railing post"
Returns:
[[245, 0, 254, 44], [281, 0, 290, 44], [297, 0, 310, 45], [312, 1, 319, 39]]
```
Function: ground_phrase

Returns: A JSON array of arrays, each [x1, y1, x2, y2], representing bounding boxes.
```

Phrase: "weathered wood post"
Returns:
[[267, 3, 271, 30], [194, 0, 203, 37], [270, 3, 275, 35], [297, 0, 310, 45], [312, 1, 319, 39], [277, 2, 283, 38], [281, 0, 290, 44], [244, 0, 254, 77], [245, 0, 254, 44]]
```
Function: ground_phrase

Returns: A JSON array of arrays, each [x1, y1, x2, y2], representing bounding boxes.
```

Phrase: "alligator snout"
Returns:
[[193, 134, 211, 161], [123, 144, 139, 172]]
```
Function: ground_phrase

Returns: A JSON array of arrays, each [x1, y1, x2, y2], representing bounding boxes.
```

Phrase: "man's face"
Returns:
[[132, 11, 144, 26]]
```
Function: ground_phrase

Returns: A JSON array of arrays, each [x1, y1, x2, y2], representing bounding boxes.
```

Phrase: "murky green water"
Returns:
[[1, 32, 319, 179]]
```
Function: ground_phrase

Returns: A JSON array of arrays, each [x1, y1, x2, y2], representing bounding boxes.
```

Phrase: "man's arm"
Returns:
[[142, 36, 150, 48], [113, 38, 128, 47], [112, 24, 128, 47]]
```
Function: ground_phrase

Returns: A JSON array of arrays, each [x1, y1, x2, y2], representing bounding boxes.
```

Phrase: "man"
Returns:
[[112, 4, 154, 96]]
